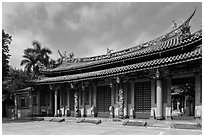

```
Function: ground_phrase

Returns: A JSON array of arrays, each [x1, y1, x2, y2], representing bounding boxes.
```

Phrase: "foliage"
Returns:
[[2, 30, 12, 80], [20, 40, 52, 76], [2, 68, 35, 107], [2, 68, 35, 94]]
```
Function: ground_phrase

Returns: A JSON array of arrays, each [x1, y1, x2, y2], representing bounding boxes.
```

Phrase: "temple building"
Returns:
[[15, 9, 202, 120]]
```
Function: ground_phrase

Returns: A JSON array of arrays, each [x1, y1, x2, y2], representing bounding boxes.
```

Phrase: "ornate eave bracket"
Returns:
[[149, 68, 171, 80]]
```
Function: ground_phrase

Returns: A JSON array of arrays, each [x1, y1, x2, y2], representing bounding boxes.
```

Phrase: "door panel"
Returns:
[[134, 81, 151, 119], [96, 86, 111, 117]]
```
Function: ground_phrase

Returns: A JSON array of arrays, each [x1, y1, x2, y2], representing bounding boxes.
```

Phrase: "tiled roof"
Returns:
[[32, 46, 202, 85], [41, 30, 202, 73]]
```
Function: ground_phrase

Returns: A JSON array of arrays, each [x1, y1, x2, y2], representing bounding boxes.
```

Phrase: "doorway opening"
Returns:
[[171, 77, 195, 119]]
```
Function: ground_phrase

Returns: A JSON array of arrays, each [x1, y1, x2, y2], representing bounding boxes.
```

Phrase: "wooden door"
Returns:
[[134, 81, 151, 119], [96, 85, 111, 117]]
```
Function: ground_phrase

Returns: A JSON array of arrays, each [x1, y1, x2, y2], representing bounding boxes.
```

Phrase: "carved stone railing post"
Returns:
[[118, 87, 124, 119], [74, 90, 80, 117], [117, 76, 124, 119]]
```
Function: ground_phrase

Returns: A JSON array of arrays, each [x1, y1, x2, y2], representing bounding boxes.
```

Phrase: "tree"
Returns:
[[20, 40, 52, 76], [2, 68, 34, 114], [2, 30, 12, 80], [3, 68, 33, 93], [24, 41, 52, 67], [20, 50, 40, 76]]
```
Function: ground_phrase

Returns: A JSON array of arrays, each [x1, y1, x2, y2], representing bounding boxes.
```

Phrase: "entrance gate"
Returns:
[[96, 86, 111, 118], [134, 81, 151, 119]]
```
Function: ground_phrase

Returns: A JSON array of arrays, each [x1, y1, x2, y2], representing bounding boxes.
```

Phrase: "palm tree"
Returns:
[[20, 40, 52, 75], [20, 50, 40, 75], [24, 41, 52, 67]]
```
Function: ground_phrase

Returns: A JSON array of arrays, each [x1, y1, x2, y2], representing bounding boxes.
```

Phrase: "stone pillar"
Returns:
[[46, 90, 49, 115], [67, 89, 70, 116], [37, 89, 40, 115], [29, 90, 32, 111], [195, 73, 202, 119], [54, 90, 58, 117], [118, 83, 124, 119], [129, 81, 135, 119], [156, 79, 163, 120], [14, 93, 18, 119], [82, 87, 85, 117], [124, 84, 128, 118], [150, 79, 156, 119], [60, 90, 62, 108], [49, 90, 53, 115], [92, 84, 97, 117], [74, 90, 80, 117], [166, 77, 172, 119], [93, 85, 97, 107], [110, 83, 114, 118]]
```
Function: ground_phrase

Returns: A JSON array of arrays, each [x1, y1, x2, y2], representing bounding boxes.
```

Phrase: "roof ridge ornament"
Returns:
[[179, 7, 197, 41], [106, 48, 113, 57]]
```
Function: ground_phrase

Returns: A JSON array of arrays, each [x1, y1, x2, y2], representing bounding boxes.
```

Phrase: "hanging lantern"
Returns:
[[49, 85, 53, 90], [156, 69, 160, 79]]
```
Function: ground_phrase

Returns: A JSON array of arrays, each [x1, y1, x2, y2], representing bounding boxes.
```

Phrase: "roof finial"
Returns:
[[172, 20, 178, 29]]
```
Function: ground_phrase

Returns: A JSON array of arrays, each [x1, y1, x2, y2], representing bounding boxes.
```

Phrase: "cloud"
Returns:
[[2, 3, 19, 28], [132, 31, 152, 46], [43, 3, 66, 21], [9, 29, 53, 69], [75, 3, 132, 29], [65, 20, 80, 31], [2, 2, 201, 70], [155, 3, 179, 19]]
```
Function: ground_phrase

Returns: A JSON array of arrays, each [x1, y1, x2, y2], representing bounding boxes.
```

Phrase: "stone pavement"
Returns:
[[3, 116, 201, 130], [2, 118, 202, 135], [45, 117, 202, 129]]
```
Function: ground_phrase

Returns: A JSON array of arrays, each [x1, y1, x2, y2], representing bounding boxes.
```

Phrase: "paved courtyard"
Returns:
[[2, 120, 202, 135]]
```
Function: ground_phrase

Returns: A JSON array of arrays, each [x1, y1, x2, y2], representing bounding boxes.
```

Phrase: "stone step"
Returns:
[[123, 120, 147, 127], [49, 118, 65, 122], [76, 118, 102, 124], [172, 116, 195, 120], [172, 122, 202, 130]]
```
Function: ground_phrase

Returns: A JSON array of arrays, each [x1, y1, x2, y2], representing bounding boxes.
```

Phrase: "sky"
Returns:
[[2, 2, 202, 70]]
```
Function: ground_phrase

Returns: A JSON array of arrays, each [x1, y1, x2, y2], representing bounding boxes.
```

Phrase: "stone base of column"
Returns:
[[129, 116, 134, 119], [166, 116, 172, 120], [109, 114, 114, 118], [156, 116, 165, 120], [118, 115, 124, 119], [195, 117, 202, 120], [150, 116, 156, 120], [195, 106, 202, 118]]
